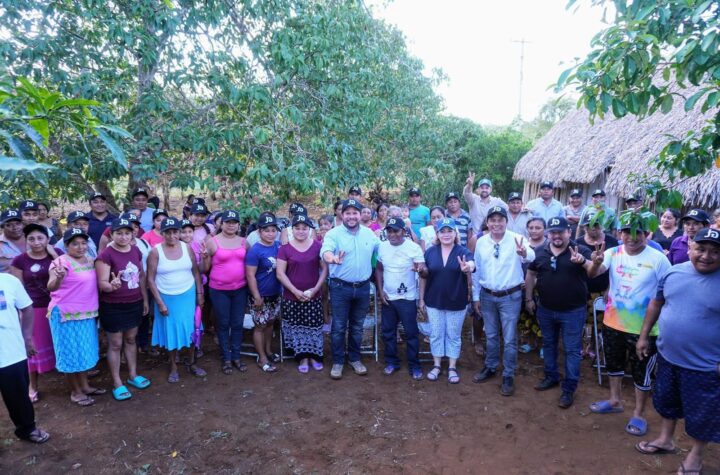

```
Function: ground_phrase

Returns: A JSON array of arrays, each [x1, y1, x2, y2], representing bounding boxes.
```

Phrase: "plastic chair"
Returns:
[[240, 312, 285, 361], [360, 283, 380, 361], [592, 296, 607, 385]]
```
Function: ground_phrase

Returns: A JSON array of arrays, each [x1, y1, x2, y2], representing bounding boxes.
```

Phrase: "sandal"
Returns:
[[268, 353, 281, 364], [427, 366, 441, 382], [626, 416, 648, 436], [311, 360, 324, 371], [29, 390, 39, 404], [126, 375, 151, 389], [298, 363, 309, 374], [232, 359, 248, 372], [258, 362, 277, 373], [167, 371, 180, 384], [222, 361, 233, 375], [448, 368, 460, 384], [188, 364, 207, 377], [635, 441, 678, 455], [71, 396, 95, 407], [84, 387, 108, 396], [23, 428, 50, 444], [87, 368, 101, 379], [112, 385, 132, 401], [677, 461, 703, 475]]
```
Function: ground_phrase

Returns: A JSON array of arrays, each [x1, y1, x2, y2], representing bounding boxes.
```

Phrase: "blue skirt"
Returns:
[[48, 307, 99, 373], [152, 285, 195, 351]]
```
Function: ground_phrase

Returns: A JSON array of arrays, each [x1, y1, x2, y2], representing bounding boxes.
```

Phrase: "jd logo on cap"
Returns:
[[263, 215, 272, 223], [72, 228, 82, 235], [120, 219, 129, 226], [708, 230, 719, 239], [492, 207, 501, 213], [689, 210, 698, 216], [7, 210, 17, 217], [166, 219, 175, 225], [550, 218, 560, 226], [297, 215, 306, 222]]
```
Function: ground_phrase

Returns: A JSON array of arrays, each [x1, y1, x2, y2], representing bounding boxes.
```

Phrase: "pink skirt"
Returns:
[[27, 307, 56, 374]]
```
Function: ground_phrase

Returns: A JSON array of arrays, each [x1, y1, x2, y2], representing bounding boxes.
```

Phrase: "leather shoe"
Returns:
[[534, 377, 560, 391], [558, 391, 574, 409], [500, 376, 515, 396], [472, 367, 496, 383]]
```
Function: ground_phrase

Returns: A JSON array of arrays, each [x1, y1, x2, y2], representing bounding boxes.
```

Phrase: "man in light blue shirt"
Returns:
[[321, 199, 380, 380], [131, 187, 154, 232], [55, 211, 98, 259], [526, 181, 564, 223], [407, 187, 430, 238]]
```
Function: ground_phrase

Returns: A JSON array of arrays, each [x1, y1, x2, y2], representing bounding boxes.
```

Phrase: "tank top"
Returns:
[[209, 236, 247, 291], [155, 243, 194, 295], [48, 255, 99, 322]]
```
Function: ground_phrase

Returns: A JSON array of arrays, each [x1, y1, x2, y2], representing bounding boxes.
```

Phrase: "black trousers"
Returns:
[[0, 359, 36, 439]]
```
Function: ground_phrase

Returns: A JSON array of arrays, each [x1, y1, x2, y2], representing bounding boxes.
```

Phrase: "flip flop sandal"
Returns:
[[85, 387, 108, 396], [625, 417, 648, 436], [678, 461, 703, 474], [126, 375, 151, 389], [311, 360, 324, 371], [268, 353, 281, 364], [167, 371, 180, 384], [72, 396, 95, 407], [634, 441, 678, 455], [259, 362, 277, 373], [222, 361, 233, 375], [448, 368, 460, 384], [24, 429, 50, 444], [29, 391, 39, 404], [427, 366, 442, 381], [112, 385, 132, 401], [188, 365, 207, 377], [589, 400, 624, 414], [298, 364, 309, 374], [232, 360, 248, 372], [87, 369, 101, 379]]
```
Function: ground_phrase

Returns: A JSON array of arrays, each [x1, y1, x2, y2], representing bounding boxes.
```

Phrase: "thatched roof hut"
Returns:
[[513, 93, 720, 210]]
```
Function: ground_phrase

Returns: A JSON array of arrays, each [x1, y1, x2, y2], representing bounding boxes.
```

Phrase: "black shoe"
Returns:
[[473, 367, 496, 383], [558, 391, 574, 409], [534, 377, 560, 391], [500, 376, 515, 396]]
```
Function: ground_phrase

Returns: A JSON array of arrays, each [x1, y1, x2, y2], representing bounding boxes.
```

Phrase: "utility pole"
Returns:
[[511, 38, 531, 120]]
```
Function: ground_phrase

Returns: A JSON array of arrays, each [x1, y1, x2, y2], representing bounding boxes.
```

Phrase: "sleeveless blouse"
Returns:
[[209, 236, 247, 290], [155, 243, 194, 295]]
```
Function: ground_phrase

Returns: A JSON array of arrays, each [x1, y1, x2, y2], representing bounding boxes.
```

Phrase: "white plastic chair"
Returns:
[[360, 283, 380, 361], [592, 296, 606, 385]]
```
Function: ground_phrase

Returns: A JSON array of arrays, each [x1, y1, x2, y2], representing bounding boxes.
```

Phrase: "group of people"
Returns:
[[0, 180, 718, 474]]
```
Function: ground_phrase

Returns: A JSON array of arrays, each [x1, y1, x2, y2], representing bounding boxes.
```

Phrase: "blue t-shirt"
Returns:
[[408, 205, 430, 237], [246, 241, 282, 297], [423, 244, 474, 311], [656, 261, 720, 372]]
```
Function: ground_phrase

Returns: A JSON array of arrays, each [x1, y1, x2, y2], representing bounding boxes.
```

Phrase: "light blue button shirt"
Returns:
[[139, 208, 154, 232], [320, 224, 380, 282], [55, 238, 98, 259], [526, 198, 564, 223]]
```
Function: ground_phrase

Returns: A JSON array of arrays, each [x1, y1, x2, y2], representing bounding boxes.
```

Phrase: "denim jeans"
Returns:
[[480, 291, 522, 377], [381, 299, 420, 371], [536, 304, 586, 393], [0, 359, 36, 439], [209, 287, 248, 362], [329, 280, 370, 365]]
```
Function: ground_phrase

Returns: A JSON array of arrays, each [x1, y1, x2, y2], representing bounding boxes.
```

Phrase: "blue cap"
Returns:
[[160, 217, 181, 232], [478, 178, 492, 187], [67, 211, 89, 223], [436, 218, 456, 231]]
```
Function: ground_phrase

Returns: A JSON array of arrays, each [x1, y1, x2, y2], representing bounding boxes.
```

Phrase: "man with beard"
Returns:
[[635, 227, 720, 475], [321, 199, 380, 380], [586, 220, 671, 437], [526, 181, 564, 223], [463, 173, 506, 235], [444, 192, 473, 248], [86, 192, 116, 248], [525, 217, 593, 408]]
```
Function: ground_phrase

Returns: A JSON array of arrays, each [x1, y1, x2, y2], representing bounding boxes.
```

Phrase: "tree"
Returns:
[[558, 0, 719, 211]]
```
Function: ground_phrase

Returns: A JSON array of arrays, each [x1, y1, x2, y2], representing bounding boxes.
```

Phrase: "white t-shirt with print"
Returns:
[[377, 239, 425, 300], [0, 273, 33, 368]]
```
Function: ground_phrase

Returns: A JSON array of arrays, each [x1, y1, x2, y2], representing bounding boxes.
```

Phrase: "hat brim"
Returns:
[[132, 191, 149, 198], [342, 204, 362, 212], [64, 232, 90, 243], [546, 227, 570, 232], [683, 216, 709, 223], [486, 212, 507, 219]]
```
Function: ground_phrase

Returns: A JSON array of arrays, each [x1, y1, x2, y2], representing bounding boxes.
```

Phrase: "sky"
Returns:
[[370, 0, 611, 126]]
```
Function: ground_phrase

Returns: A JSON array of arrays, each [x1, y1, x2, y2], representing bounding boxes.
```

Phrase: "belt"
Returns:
[[330, 277, 370, 288], [482, 284, 523, 297]]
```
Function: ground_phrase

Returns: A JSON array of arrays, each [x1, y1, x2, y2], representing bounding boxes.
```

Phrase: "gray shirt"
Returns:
[[463, 191, 507, 234], [526, 198, 564, 223]]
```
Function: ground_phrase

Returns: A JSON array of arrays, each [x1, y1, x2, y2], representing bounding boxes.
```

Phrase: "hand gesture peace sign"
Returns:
[[52, 258, 66, 279], [590, 242, 606, 266], [199, 241, 209, 258], [457, 255, 472, 273], [569, 246, 586, 265], [110, 272, 122, 291], [332, 250, 345, 265], [514, 236, 527, 258], [466, 171, 475, 187]]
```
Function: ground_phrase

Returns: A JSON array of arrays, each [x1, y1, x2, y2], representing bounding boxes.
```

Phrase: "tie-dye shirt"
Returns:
[[602, 245, 671, 336]]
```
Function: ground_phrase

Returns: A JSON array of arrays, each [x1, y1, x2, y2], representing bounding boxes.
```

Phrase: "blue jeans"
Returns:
[[481, 291, 522, 377], [536, 304, 586, 393], [209, 287, 248, 362], [329, 280, 370, 365], [381, 299, 420, 371]]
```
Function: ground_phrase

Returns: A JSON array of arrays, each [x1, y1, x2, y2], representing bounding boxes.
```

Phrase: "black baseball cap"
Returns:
[[1, 209, 22, 225], [63, 227, 90, 243], [408, 187, 421, 196], [152, 208, 169, 219], [569, 189, 582, 198], [160, 217, 181, 232], [19, 200, 38, 211], [67, 211, 89, 223], [191, 197, 206, 205], [580, 212, 598, 226], [119, 212, 140, 223], [693, 227, 720, 246], [180, 219, 194, 229], [288, 202, 306, 215], [507, 192, 522, 202], [591, 189, 606, 197], [348, 185, 362, 195], [291, 214, 314, 228], [385, 217, 405, 231], [190, 203, 209, 215], [221, 210, 240, 223], [341, 199, 362, 212], [683, 208, 710, 224], [23, 223, 49, 237], [486, 206, 508, 220], [257, 213, 278, 228], [546, 216, 570, 231], [131, 187, 149, 198], [111, 217, 134, 232], [88, 191, 106, 202], [445, 192, 460, 203], [539, 181, 554, 189], [625, 194, 642, 203]]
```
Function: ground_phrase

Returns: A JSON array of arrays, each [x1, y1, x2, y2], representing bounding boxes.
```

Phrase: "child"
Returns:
[[316, 214, 334, 332], [316, 214, 333, 243], [245, 214, 283, 372], [179, 219, 207, 369]]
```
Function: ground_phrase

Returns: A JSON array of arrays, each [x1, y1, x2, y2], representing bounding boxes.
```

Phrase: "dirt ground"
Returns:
[[1, 319, 717, 475]]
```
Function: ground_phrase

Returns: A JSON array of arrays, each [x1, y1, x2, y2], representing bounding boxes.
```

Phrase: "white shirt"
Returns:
[[377, 239, 424, 300], [0, 273, 33, 368], [472, 230, 535, 300], [526, 198, 564, 223], [463, 192, 507, 234], [419, 225, 436, 249]]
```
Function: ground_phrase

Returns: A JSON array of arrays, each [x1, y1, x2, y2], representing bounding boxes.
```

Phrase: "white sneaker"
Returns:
[[330, 364, 343, 379], [349, 360, 368, 376]]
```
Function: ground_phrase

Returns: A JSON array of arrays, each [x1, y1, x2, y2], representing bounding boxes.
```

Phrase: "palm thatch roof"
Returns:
[[513, 91, 719, 208]]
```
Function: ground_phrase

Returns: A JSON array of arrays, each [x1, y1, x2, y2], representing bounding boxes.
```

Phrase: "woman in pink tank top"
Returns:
[[201, 210, 250, 375]]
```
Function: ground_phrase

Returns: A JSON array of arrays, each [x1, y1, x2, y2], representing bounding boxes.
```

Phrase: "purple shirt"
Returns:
[[668, 235, 689, 265], [277, 240, 322, 301], [10, 249, 64, 308], [97, 246, 144, 303]]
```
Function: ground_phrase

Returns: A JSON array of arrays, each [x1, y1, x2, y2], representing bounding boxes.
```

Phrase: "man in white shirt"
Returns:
[[472, 206, 535, 396], [506, 192, 531, 237], [526, 181, 564, 223], [463, 173, 507, 235], [0, 273, 50, 443], [375, 217, 426, 381]]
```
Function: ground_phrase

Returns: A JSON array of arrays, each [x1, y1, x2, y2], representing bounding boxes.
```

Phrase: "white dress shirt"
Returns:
[[472, 230, 535, 300]]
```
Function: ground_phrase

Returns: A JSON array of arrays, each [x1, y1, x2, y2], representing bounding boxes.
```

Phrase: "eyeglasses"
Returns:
[[493, 243, 500, 259], [550, 255, 557, 271]]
